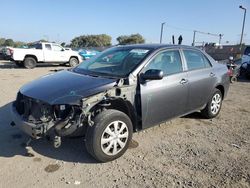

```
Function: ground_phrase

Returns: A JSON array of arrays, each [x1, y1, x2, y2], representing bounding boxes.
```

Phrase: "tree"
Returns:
[[14, 41, 26, 48], [39, 39, 48, 42], [117, 33, 145, 45], [4, 39, 14, 47], [70, 34, 112, 48], [0, 38, 6, 46]]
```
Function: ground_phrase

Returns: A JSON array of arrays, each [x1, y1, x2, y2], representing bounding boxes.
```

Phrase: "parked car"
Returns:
[[11, 42, 83, 68], [238, 54, 250, 78], [0, 47, 13, 60], [11, 44, 230, 162], [79, 49, 99, 60], [241, 61, 250, 78]]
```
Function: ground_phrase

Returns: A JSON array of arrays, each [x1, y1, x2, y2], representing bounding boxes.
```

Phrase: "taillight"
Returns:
[[9, 49, 14, 55], [227, 69, 232, 76]]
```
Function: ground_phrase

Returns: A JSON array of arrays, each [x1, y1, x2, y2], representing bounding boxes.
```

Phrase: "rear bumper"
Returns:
[[11, 102, 43, 139]]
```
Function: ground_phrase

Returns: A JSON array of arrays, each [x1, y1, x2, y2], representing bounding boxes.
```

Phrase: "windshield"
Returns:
[[74, 47, 151, 77]]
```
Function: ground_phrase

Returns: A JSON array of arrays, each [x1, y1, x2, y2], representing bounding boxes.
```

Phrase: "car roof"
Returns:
[[115, 44, 198, 51]]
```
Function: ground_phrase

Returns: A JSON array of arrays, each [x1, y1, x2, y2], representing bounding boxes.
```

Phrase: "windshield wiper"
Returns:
[[73, 68, 116, 78]]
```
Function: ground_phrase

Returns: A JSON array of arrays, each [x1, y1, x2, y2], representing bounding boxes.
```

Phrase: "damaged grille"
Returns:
[[14, 92, 53, 123]]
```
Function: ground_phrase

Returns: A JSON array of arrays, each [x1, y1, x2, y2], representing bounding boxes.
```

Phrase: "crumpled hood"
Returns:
[[20, 70, 117, 105]]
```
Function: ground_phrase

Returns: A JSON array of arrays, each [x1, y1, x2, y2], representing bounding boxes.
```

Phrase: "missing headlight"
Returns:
[[54, 104, 73, 120], [40, 104, 53, 122]]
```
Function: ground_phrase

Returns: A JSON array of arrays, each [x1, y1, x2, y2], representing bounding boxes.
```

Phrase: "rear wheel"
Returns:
[[85, 109, 133, 162], [230, 76, 237, 83], [69, 57, 79, 67], [24, 57, 37, 69], [201, 89, 222, 119]]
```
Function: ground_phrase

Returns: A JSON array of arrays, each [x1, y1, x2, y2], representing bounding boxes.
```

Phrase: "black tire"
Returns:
[[14, 61, 24, 68], [69, 57, 79, 67], [85, 109, 133, 162], [201, 89, 223, 119], [62, 62, 68, 66], [24, 57, 37, 69], [230, 76, 237, 83]]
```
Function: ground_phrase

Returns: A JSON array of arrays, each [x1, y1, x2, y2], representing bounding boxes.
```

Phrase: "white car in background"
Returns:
[[11, 42, 83, 68]]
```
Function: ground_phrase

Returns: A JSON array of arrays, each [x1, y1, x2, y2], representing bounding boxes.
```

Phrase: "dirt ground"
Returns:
[[0, 61, 249, 188]]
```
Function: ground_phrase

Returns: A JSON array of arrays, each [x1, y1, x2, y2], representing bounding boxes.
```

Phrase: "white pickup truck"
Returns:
[[11, 42, 83, 68]]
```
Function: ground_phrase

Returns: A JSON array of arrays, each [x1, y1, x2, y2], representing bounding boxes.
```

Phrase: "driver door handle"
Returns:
[[180, 78, 188, 84]]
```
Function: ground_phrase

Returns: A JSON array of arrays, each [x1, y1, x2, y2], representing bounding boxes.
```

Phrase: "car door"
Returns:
[[139, 49, 189, 129], [43, 43, 54, 62], [51, 44, 66, 62], [182, 49, 217, 111]]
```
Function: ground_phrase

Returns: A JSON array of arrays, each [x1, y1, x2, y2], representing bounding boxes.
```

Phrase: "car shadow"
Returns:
[[0, 102, 96, 164], [237, 77, 250, 83], [182, 112, 206, 119], [0, 61, 68, 69]]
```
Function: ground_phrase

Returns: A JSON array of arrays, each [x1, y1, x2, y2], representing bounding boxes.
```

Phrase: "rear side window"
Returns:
[[183, 50, 211, 70], [45, 44, 52, 50], [29, 43, 42, 49]]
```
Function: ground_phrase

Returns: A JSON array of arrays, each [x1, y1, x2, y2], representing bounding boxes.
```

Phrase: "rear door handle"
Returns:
[[180, 78, 188, 84], [210, 72, 215, 77]]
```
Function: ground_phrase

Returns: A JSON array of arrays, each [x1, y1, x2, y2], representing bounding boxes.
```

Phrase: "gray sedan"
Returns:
[[11, 44, 230, 162]]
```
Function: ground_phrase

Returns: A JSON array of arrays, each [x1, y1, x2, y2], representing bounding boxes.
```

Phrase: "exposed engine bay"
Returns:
[[12, 79, 137, 148]]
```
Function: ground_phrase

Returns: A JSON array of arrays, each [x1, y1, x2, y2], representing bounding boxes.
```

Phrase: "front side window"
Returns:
[[75, 47, 151, 77], [52, 44, 63, 51], [45, 44, 52, 50], [144, 50, 183, 76], [183, 50, 211, 70]]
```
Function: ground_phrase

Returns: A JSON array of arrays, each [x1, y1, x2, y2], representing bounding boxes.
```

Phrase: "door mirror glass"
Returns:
[[141, 69, 163, 80]]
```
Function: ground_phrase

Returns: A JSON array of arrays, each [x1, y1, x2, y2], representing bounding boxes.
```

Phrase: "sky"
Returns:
[[0, 0, 250, 45]]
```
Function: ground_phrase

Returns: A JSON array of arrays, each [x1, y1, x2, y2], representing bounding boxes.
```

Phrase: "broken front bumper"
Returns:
[[11, 102, 43, 139]]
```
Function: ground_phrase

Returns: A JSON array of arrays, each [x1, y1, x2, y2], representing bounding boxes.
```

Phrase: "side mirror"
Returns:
[[141, 69, 163, 80], [61, 48, 65, 51]]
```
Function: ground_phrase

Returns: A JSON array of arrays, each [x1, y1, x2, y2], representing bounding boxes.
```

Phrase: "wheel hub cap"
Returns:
[[211, 93, 221, 115], [101, 120, 129, 156]]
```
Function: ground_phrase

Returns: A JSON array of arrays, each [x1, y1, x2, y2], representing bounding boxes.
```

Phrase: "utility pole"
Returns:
[[192, 30, 196, 46], [160, 22, 165, 44], [239, 5, 247, 50], [219, 34, 223, 45]]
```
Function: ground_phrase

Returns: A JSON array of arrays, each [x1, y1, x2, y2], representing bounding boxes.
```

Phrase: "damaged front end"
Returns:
[[11, 92, 85, 141], [11, 79, 137, 147]]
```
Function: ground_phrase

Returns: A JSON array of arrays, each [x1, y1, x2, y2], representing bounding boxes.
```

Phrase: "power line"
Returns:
[[166, 24, 193, 32], [164, 24, 223, 45]]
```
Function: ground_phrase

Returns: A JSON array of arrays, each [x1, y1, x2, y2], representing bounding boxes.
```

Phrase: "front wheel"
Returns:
[[69, 57, 79, 67], [201, 89, 222, 119], [85, 109, 133, 162]]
